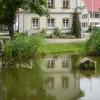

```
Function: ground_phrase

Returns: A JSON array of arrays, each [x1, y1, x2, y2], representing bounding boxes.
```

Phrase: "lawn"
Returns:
[[43, 43, 86, 54]]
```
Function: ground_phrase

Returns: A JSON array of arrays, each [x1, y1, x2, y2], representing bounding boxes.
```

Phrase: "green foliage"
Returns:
[[39, 29, 47, 37], [0, 61, 56, 100], [71, 11, 81, 38], [86, 28, 100, 56], [43, 43, 85, 54], [0, 0, 48, 38], [3, 34, 43, 60], [52, 27, 61, 38], [87, 26, 92, 32]]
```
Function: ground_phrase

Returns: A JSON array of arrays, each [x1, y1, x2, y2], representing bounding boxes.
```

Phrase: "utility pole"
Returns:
[[91, 0, 94, 32]]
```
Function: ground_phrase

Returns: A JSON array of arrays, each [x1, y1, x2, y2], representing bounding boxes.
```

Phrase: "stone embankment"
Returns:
[[45, 38, 89, 44]]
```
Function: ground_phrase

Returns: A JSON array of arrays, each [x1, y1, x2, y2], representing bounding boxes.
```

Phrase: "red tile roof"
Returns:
[[84, 0, 100, 12]]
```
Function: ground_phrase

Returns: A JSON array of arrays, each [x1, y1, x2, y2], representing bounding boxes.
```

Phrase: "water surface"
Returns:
[[0, 54, 100, 100]]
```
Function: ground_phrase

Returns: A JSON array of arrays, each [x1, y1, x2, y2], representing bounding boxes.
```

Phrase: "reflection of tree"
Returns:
[[0, 60, 56, 100]]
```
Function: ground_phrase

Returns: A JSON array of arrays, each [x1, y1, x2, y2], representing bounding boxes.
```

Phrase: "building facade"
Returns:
[[80, 0, 89, 33], [18, 0, 100, 35], [84, 0, 100, 26], [18, 0, 84, 35]]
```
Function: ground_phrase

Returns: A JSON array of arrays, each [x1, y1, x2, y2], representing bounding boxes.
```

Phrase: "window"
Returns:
[[47, 58, 55, 68], [82, 14, 88, 19], [0, 25, 8, 31], [62, 58, 68, 68], [90, 13, 94, 18], [62, 0, 69, 9], [48, 0, 54, 8], [95, 13, 100, 18], [62, 77, 69, 88], [95, 22, 99, 25], [82, 23, 88, 27], [32, 18, 39, 28], [62, 19, 69, 28], [47, 18, 55, 28], [46, 77, 55, 89]]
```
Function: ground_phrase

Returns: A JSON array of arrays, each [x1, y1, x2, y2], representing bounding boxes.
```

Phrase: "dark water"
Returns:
[[0, 54, 100, 100]]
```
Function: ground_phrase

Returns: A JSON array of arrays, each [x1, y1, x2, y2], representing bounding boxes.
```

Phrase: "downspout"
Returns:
[[18, 12, 19, 33], [76, 0, 78, 10], [23, 12, 24, 33]]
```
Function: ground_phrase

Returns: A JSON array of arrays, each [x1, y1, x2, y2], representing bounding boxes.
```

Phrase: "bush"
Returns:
[[86, 28, 100, 56], [3, 34, 44, 60], [39, 29, 47, 37], [52, 27, 61, 38]]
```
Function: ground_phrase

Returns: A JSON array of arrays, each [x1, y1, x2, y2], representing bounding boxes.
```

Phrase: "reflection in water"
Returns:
[[80, 57, 100, 100], [0, 59, 56, 100], [44, 54, 82, 100], [45, 72, 81, 100], [42, 55, 73, 72], [1, 54, 100, 100]]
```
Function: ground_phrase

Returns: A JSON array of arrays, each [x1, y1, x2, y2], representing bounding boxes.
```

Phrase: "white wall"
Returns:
[[18, 0, 88, 35], [18, 0, 80, 35], [88, 13, 100, 26]]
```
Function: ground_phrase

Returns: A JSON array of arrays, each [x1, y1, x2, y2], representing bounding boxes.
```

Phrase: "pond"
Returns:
[[0, 54, 100, 100]]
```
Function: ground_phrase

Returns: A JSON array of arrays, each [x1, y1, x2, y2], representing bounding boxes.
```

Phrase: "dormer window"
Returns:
[[62, 0, 69, 9], [48, 0, 54, 8]]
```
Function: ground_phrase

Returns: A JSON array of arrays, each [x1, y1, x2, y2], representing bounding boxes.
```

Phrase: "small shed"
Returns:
[[80, 57, 96, 70]]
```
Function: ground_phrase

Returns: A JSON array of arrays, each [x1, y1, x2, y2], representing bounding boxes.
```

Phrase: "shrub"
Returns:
[[3, 34, 43, 61], [86, 28, 100, 56], [71, 10, 81, 38], [52, 27, 61, 38], [39, 29, 47, 37]]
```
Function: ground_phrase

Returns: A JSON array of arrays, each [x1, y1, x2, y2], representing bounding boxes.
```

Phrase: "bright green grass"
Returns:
[[43, 43, 86, 54]]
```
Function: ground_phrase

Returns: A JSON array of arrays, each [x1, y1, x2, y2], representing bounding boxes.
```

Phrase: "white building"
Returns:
[[80, 0, 89, 33], [84, 0, 100, 26], [18, 0, 84, 35], [18, 0, 100, 36]]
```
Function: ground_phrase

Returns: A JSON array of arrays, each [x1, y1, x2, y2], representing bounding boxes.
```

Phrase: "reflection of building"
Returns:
[[45, 72, 81, 100], [43, 54, 82, 100], [42, 55, 72, 72]]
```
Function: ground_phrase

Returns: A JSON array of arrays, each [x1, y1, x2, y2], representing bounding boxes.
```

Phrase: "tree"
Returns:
[[71, 10, 81, 38], [0, 0, 48, 39]]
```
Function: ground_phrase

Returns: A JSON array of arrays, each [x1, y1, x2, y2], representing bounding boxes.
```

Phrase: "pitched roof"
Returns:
[[80, 57, 94, 63], [84, 0, 100, 12]]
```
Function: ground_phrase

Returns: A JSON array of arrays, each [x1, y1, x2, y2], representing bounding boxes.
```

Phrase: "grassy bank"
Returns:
[[43, 43, 86, 54]]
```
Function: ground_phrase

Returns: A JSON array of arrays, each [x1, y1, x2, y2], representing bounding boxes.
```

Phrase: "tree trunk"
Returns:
[[7, 23, 15, 40]]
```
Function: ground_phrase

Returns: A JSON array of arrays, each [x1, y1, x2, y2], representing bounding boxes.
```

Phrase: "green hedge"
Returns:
[[86, 28, 100, 56]]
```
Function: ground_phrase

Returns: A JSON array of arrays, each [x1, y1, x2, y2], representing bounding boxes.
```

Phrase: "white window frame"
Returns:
[[46, 77, 55, 89], [62, 18, 69, 28], [62, 76, 69, 88], [32, 18, 39, 28], [47, 18, 55, 28], [47, 58, 55, 68], [62, 0, 70, 9], [82, 22, 88, 28], [48, 0, 55, 8], [62, 58, 68, 68]]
